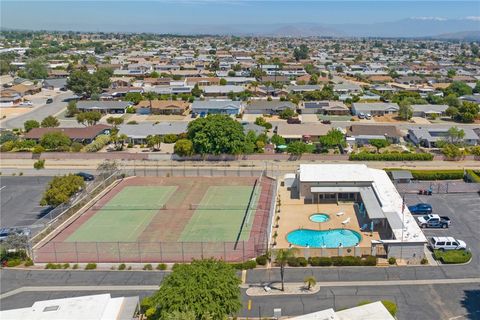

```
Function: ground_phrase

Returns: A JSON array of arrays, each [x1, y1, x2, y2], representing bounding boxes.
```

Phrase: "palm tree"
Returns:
[[304, 276, 316, 291], [275, 248, 298, 291]]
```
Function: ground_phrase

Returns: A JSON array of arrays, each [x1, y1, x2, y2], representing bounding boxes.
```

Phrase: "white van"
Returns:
[[429, 237, 466, 251]]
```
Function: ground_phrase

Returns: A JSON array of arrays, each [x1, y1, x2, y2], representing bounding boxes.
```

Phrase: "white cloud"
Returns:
[[410, 16, 447, 21], [464, 16, 480, 21]]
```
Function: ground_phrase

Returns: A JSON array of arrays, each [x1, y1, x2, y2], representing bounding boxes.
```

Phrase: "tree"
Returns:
[[219, 78, 227, 86], [66, 68, 112, 98], [447, 69, 456, 78], [125, 92, 143, 104], [318, 129, 345, 149], [40, 174, 85, 206], [445, 81, 473, 97], [191, 84, 202, 97], [150, 71, 160, 78], [66, 101, 78, 117], [369, 139, 390, 153], [279, 108, 295, 120], [442, 143, 464, 161], [76, 111, 102, 126], [24, 120, 40, 132], [275, 248, 298, 291], [446, 127, 465, 145], [271, 134, 285, 146], [473, 81, 480, 94], [40, 131, 71, 150], [254, 117, 272, 130], [187, 115, 245, 155], [22, 59, 48, 79], [455, 101, 479, 123], [174, 139, 193, 156], [398, 102, 413, 120], [41, 115, 60, 128], [287, 141, 308, 156], [304, 276, 317, 291], [146, 135, 162, 150], [141, 259, 241, 320], [293, 44, 309, 61], [97, 160, 119, 177], [106, 116, 124, 128]]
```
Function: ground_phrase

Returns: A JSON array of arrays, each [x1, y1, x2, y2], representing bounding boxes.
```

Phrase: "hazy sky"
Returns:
[[1, 1, 479, 32]]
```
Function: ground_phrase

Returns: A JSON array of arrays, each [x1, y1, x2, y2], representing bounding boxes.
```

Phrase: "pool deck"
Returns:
[[274, 185, 380, 250]]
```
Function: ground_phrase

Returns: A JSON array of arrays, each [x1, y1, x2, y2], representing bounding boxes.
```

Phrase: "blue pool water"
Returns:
[[309, 213, 330, 223], [286, 229, 362, 248]]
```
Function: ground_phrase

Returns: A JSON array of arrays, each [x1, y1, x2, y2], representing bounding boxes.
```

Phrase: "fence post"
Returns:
[[117, 242, 121, 263], [159, 242, 163, 262], [181, 242, 185, 263], [53, 242, 57, 263]]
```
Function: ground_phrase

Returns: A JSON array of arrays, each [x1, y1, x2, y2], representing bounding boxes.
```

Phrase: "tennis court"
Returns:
[[179, 185, 257, 242], [66, 186, 176, 242], [34, 176, 275, 263]]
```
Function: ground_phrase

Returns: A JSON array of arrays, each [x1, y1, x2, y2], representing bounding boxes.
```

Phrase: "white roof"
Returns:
[[0, 294, 138, 320], [289, 301, 394, 320], [299, 164, 373, 183]]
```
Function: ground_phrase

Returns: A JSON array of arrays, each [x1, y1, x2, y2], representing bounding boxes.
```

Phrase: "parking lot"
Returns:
[[404, 192, 480, 266], [0, 176, 53, 228]]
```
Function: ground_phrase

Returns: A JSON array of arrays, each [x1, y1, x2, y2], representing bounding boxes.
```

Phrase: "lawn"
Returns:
[[66, 186, 176, 242], [179, 186, 257, 242], [433, 249, 472, 264]]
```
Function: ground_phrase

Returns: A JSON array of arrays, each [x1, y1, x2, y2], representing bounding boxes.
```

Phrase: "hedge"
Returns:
[[387, 169, 464, 180], [433, 250, 472, 264], [255, 255, 268, 266], [232, 260, 257, 270], [350, 152, 433, 161], [307, 256, 377, 267], [465, 170, 480, 183]]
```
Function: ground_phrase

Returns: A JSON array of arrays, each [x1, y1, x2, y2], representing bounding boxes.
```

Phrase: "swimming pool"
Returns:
[[286, 229, 362, 248], [309, 213, 330, 223]]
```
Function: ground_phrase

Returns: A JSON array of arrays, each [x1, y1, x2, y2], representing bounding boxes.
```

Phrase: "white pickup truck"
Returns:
[[417, 214, 451, 229]]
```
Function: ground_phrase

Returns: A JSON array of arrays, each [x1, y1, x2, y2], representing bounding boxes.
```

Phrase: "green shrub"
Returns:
[[127, 266, 132, 270], [297, 257, 308, 267], [433, 250, 472, 264], [255, 255, 268, 266], [85, 263, 97, 270], [156, 263, 167, 270], [381, 300, 397, 316], [24, 258, 34, 267], [287, 256, 300, 267], [70, 142, 84, 152], [362, 255, 377, 266], [465, 169, 480, 183], [350, 152, 433, 161], [163, 134, 178, 144], [232, 260, 257, 270], [388, 257, 396, 265], [62, 263, 70, 269], [143, 264, 153, 270], [6, 259, 22, 267], [83, 134, 110, 152], [33, 159, 45, 170], [45, 263, 62, 269], [118, 263, 126, 270], [421, 258, 428, 265], [32, 145, 45, 154], [72, 263, 79, 269], [308, 257, 332, 266]]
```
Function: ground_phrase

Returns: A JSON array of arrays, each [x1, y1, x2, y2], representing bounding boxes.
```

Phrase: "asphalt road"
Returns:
[[0, 92, 75, 130], [0, 176, 54, 228]]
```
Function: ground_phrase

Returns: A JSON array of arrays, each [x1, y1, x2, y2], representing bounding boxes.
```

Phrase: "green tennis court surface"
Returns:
[[179, 186, 257, 242], [66, 186, 176, 242]]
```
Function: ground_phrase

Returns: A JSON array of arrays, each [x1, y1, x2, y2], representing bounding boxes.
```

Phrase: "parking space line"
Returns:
[[0, 186, 6, 191]]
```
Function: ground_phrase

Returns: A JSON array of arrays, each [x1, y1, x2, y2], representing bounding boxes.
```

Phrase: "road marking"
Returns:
[[2, 278, 479, 300]]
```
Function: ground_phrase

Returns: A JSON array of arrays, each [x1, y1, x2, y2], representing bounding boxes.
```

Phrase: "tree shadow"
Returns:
[[461, 289, 480, 320]]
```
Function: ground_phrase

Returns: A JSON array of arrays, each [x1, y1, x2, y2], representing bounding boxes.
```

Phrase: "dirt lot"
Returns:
[[0, 107, 33, 118]]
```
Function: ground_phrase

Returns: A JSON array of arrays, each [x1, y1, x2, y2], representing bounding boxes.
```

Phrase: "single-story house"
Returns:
[[408, 126, 480, 147], [275, 123, 331, 142], [42, 78, 67, 91], [100, 87, 143, 100], [286, 85, 322, 93], [333, 83, 362, 94], [459, 95, 480, 104], [2, 83, 41, 97], [241, 122, 266, 135], [77, 101, 131, 114], [411, 104, 448, 118], [244, 101, 296, 115], [145, 86, 193, 95], [186, 77, 220, 87], [191, 100, 242, 116], [118, 122, 188, 144], [24, 124, 111, 143], [0, 93, 22, 107], [47, 69, 69, 78], [260, 75, 290, 84], [301, 101, 350, 115], [202, 85, 245, 97], [346, 124, 402, 145], [134, 100, 189, 115], [351, 103, 399, 116]]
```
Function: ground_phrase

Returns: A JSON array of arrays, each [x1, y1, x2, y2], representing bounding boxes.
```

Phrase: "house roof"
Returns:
[[276, 123, 331, 138], [347, 124, 401, 138], [411, 104, 448, 113], [246, 101, 296, 111], [203, 85, 244, 94], [136, 100, 189, 110], [77, 101, 131, 110], [303, 101, 348, 111], [43, 78, 67, 88], [191, 100, 242, 110], [24, 124, 111, 140], [352, 102, 399, 112], [118, 122, 188, 139], [408, 126, 480, 142]]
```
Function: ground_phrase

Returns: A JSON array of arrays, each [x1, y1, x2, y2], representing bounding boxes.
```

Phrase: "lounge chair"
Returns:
[[360, 223, 368, 231], [342, 217, 351, 225], [336, 211, 345, 216]]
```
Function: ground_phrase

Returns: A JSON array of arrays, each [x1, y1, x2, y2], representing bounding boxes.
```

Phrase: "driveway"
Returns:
[[0, 91, 75, 130]]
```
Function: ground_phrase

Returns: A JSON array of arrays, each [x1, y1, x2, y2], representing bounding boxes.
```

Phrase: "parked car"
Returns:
[[46, 98, 53, 104], [429, 237, 466, 251], [287, 117, 301, 124], [417, 214, 451, 228], [358, 112, 365, 119], [321, 119, 331, 124], [408, 203, 433, 214], [19, 101, 33, 106], [0, 227, 31, 242], [76, 172, 95, 181], [365, 113, 372, 120]]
